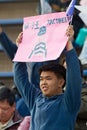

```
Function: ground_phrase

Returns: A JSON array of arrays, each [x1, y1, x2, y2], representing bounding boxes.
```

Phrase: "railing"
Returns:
[[0, 72, 13, 78], [0, 0, 31, 2], [0, 45, 3, 51], [0, 18, 23, 25]]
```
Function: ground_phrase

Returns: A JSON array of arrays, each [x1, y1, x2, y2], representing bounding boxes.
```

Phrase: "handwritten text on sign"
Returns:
[[13, 12, 69, 62]]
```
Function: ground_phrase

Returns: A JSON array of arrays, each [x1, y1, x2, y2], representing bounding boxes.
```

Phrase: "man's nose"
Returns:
[[42, 79, 47, 84]]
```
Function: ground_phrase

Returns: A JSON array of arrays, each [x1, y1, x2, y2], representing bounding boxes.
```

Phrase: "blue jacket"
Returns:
[[14, 49, 82, 130]]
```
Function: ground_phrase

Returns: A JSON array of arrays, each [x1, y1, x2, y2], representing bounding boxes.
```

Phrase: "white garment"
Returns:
[[40, 0, 52, 14], [0, 119, 13, 130], [79, 38, 87, 64]]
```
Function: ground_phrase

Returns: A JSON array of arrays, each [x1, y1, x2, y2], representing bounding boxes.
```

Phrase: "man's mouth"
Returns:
[[42, 86, 48, 91]]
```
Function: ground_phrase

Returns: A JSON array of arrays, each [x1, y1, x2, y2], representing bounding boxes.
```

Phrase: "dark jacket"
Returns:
[[5, 110, 23, 130], [75, 85, 87, 130]]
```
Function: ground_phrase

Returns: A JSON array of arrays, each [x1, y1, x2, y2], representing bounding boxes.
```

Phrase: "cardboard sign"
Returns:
[[13, 12, 69, 62]]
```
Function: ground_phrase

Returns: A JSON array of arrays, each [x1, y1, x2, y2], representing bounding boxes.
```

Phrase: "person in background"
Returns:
[[0, 26, 30, 117], [14, 25, 82, 130], [59, 55, 87, 130], [78, 36, 87, 65], [47, 0, 71, 12], [0, 85, 23, 130], [75, 60, 87, 130]]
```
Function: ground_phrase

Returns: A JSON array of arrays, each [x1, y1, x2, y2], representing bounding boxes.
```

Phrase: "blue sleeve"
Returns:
[[0, 32, 17, 60], [14, 62, 41, 112], [64, 49, 82, 113], [16, 98, 30, 117]]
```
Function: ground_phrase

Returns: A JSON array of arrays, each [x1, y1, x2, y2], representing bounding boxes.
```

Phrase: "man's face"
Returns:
[[0, 100, 15, 124], [40, 71, 64, 97]]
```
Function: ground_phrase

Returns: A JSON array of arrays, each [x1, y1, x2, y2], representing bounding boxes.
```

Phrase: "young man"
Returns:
[[0, 86, 23, 130], [14, 25, 82, 130]]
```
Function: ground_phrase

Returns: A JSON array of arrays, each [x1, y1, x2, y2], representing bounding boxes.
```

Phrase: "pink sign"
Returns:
[[13, 12, 69, 62]]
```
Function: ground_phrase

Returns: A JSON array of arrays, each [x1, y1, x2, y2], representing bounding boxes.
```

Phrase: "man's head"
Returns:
[[39, 63, 66, 97], [48, 0, 70, 12], [0, 86, 15, 124]]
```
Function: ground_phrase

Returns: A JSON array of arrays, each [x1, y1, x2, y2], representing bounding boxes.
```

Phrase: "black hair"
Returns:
[[0, 81, 5, 86], [39, 62, 66, 88], [0, 86, 15, 106], [11, 84, 21, 98]]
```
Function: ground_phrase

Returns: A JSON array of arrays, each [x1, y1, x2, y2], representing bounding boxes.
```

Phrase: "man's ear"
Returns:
[[58, 78, 65, 88]]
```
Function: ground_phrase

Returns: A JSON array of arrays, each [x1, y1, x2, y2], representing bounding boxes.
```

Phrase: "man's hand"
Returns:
[[66, 25, 74, 42], [66, 25, 74, 51], [16, 32, 23, 46]]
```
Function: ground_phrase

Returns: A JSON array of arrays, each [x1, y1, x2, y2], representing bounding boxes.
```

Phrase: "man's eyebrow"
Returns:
[[40, 75, 52, 78]]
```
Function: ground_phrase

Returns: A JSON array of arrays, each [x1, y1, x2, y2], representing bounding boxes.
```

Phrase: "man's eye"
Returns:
[[40, 78, 43, 80], [46, 77, 52, 80]]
